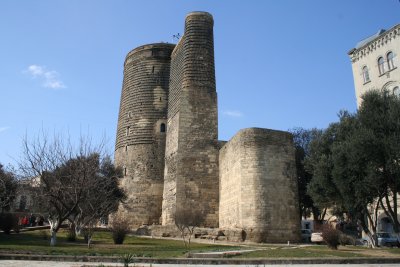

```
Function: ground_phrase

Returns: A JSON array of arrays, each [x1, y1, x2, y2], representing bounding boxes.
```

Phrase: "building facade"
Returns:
[[114, 11, 300, 243], [348, 24, 400, 107], [348, 23, 400, 235]]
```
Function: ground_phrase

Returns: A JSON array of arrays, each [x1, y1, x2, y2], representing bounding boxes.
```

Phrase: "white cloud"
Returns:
[[25, 65, 66, 89], [0, 127, 10, 133], [28, 65, 45, 76], [223, 110, 244, 118]]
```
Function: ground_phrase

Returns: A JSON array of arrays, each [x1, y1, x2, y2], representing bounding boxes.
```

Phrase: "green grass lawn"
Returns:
[[0, 230, 240, 258], [0, 230, 398, 259], [233, 246, 369, 258]]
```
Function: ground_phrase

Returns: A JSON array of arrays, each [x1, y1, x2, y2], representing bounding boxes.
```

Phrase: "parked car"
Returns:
[[301, 229, 312, 243], [311, 232, 324, 244], [357, 232, 400, 247], [377, 232, 400, 247]]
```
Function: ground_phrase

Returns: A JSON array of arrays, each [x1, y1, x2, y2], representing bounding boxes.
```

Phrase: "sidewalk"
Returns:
[[2, 253, 400, 266], [2, 260, 400, 267]]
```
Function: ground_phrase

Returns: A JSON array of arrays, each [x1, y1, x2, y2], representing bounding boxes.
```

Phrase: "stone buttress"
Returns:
[[219, 128, 301, 242]]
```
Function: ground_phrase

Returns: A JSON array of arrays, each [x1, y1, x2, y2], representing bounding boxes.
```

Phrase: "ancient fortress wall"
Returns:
[[115, 43, 175, 227], [219, 128, 300, 242], [162, 12, 219, 227]]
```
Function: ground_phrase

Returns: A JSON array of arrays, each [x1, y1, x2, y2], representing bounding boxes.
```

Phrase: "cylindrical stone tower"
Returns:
[[162, 12, 219, 227], [115, 43, 175, 228]]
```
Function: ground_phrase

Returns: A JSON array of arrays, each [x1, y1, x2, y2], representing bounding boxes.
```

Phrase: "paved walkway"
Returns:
[[2, 260, 400, 267]]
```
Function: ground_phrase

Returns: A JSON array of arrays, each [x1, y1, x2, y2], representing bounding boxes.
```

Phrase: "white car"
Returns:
[[311, 232, 324, 244]]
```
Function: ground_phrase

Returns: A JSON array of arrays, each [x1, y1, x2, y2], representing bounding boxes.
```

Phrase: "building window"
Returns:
[[362, 66, 370, 83], [160, 123, 166, 133], [19, 195, 27, 211], [126, 126, 130, 136], [387, 52, 395, 70], [394, 86, 400, 96], [378, 57, 385, 75]]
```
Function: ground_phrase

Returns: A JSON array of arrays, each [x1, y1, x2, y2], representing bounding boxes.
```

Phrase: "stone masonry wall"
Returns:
[[162, 12, 219, 227], [219, 128, 300, 243], [115, 43, 175, 228], [161, 36, 184, 225]]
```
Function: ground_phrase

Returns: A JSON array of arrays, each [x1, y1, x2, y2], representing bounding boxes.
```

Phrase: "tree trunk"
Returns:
[[50, 229, 57, 246], [365, 209, 378, 248], [87, 234, 92, 249]]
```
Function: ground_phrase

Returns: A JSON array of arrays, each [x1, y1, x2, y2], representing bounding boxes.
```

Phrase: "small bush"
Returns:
[[322, 225, 341, 250], [0, 213, 18, 234], [121, 253, 135, 267], [339, 233, 355, 246], [110, 216, 130, 244]]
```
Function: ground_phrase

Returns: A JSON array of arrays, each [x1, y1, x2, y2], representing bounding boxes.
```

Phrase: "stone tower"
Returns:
[[161, 12, 219, 227], [219, 128, 300, 242], [113, 12, 300, 242], [115, 43, 175, 227]]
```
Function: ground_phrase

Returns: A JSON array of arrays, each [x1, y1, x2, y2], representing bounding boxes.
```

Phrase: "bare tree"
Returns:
[[19, 132, 123, 246], [70, 156, 125, 248], [175, 205, 204, 249], [0, 164, 18, 212]]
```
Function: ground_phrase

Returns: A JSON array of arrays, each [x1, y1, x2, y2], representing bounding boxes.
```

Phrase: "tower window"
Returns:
[[387, 52, 395, 70], [378, 57, 385, 75], [126, 126, 130, 136], [124, 167, 127, 176], [160, 123, 166, 133], [362, 66, 370, 83], [152, 66, 155, 73]]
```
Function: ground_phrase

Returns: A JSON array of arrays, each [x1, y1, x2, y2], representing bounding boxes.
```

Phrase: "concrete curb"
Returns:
[[1, 253, 400, 265]]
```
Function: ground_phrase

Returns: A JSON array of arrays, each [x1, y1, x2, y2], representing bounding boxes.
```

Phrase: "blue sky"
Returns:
[[0, 0, 399, 167]]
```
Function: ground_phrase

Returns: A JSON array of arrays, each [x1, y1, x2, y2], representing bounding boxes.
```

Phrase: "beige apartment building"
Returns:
[[348, 23, 399, 107], [348, 24, 400, 234]]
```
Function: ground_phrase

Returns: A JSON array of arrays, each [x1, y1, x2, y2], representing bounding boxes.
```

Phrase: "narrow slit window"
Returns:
[[160, 123, 166, 133]]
